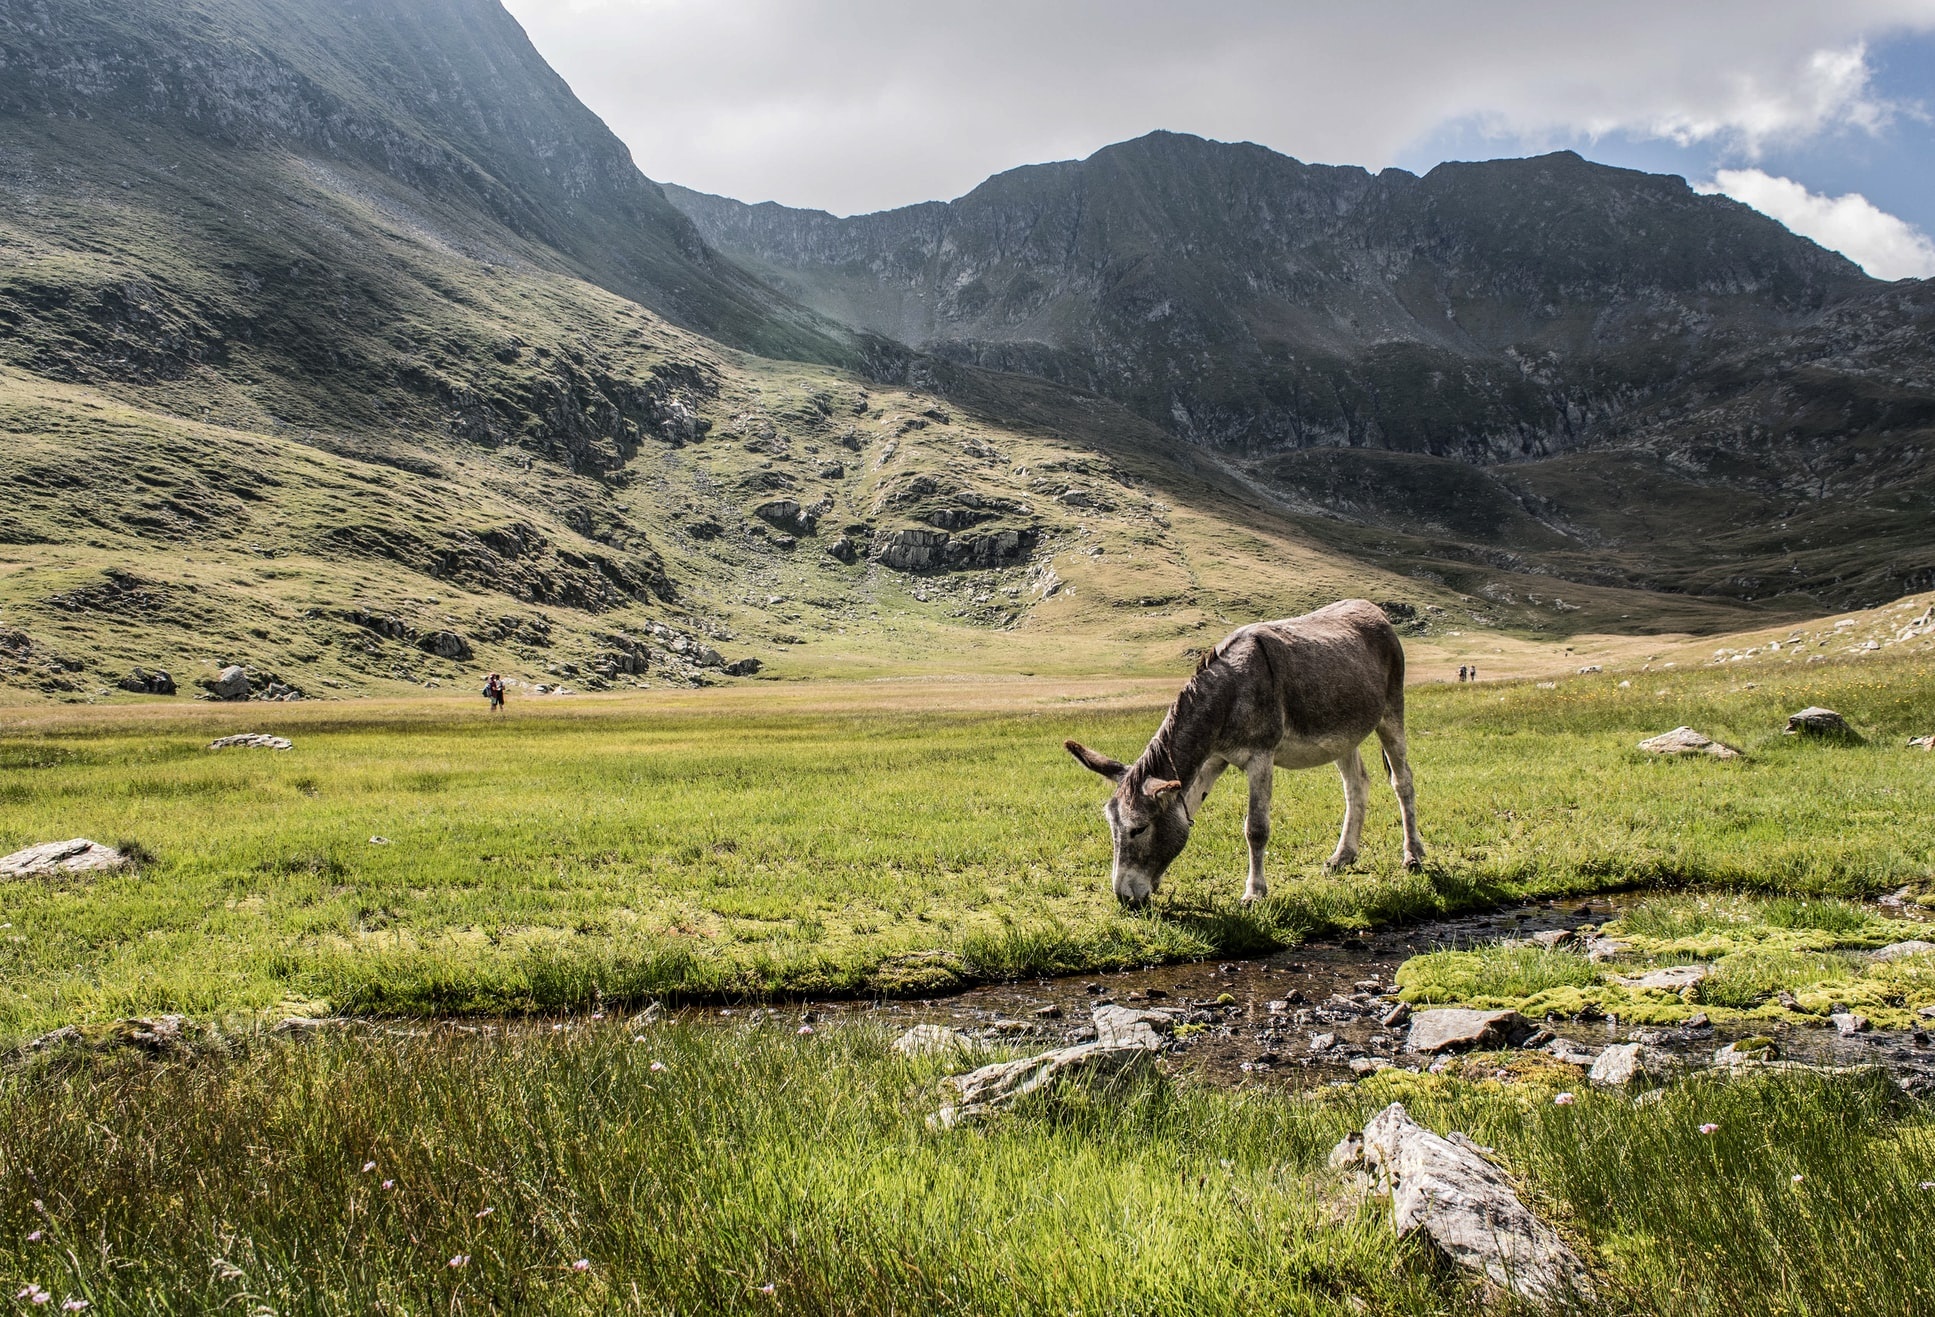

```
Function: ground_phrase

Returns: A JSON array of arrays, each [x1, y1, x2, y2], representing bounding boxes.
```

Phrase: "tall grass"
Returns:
[[0, 1024, 1929, 1314]]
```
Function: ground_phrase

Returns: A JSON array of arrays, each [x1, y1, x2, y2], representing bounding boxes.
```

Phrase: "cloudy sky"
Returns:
[[503, 1, 1935, 279]]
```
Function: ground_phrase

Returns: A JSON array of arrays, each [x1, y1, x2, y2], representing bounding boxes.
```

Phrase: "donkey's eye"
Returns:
[[1127, 823, 1149, 838]]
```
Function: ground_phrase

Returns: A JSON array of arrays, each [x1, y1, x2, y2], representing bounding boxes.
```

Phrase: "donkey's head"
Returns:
[[1065, 740, 1190, 907]]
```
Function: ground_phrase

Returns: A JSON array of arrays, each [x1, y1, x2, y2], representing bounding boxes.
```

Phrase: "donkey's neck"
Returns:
[[1136, 674, 1232, 789]]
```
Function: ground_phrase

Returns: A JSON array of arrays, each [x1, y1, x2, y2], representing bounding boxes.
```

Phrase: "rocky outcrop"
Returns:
[[202, 665, 251, 701], [871, 525, 1036, 573], [1588, 1042, 1677, 1087], [416, 630, 473, 661], [1090, 1004, 1177, 1050], [1342, 1102, 1594, 1309], [118, 667, 177, 695], [1, 838, 131, 878]]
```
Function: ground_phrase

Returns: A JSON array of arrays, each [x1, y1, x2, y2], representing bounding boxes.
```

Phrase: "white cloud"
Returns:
[[1698, 168, 1935, 278], [501, 1, 1935, 215]]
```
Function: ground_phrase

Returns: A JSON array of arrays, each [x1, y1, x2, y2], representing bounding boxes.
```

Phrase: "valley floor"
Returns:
[[1, 613, 1932, 1313]]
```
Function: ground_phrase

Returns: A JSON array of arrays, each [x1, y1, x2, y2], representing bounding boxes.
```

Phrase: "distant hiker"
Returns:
[[1458, 665, 1468, 682], [1469, 665, 1479, 682], [484, 672, 506, 712]]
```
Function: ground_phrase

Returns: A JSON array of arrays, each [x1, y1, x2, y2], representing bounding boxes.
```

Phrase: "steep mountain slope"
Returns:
[[7, 0, 1769, 703], [0, 0, 854, 366], [0, 0, 1915, 705], [669, 134, 1935, 609]]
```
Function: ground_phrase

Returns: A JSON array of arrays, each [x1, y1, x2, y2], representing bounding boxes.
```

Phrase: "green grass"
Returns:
[[0, 646, 1931, 1039], [0, 1021, 1930, 1315]]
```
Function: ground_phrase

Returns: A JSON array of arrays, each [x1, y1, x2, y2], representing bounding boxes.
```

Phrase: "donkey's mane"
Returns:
[[1132, 640, 1231, 787]]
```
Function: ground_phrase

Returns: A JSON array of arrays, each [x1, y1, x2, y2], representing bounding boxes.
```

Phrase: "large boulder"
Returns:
[[1350, 1102, 1595, 1308], [203, 664, 250, 701], [1637, 727, 1740, 759], [1785, 707, 1861, 741], [0, 838, 130, 878], [208, 734, 293, 751], [118, 667, 177, 695], [1405, 1008, 1532, 1054]]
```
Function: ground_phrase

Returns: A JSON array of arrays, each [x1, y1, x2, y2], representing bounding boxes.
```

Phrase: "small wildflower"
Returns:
[[797, 1024, 814, 1036], [475, 1207, 494, 1219], [26, 1229, 43, 1242], [1791, 1174, 1804, 1184], [61, 1300, 88, 1312], [1699, 1123, 1719, 1135], [1921, 1181, 1935, 1190], [591, 1012, 605, 1020], [758, 1283, 776, 1296], [572, 1259, 590, 1272], [650, 1060, 666, 1072], [1553, 1092, 1575, 1106], [362, 1161, 377, 1173], [447, 1254, 469, 1269], [381, 1180, 395, 1190], [632, 1035, 648, 1043]]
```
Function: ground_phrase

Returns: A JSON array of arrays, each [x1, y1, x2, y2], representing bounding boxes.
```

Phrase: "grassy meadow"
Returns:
[[0, 644, 1930, 1039], [0, 1019, 1930, 1315]]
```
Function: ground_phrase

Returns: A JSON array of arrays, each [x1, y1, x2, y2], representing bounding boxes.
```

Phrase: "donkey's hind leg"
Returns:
[[1375, 718, 1425, 871], [1326, 745, 1372, 870]]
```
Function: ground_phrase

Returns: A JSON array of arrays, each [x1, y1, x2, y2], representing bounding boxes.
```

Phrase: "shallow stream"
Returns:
[[690, 895, 1935, 1090]]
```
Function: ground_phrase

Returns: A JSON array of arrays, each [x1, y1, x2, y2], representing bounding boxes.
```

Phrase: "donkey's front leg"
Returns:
[[1327, 746, 1371, 870], [1242, 758, 1274, 904]]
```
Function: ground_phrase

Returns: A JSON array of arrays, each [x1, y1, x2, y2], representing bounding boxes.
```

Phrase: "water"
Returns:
[[692, 894, 1935, 1090]]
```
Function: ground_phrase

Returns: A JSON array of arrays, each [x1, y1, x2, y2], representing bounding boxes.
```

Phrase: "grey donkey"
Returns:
[[1065, 599, 1423, 907]]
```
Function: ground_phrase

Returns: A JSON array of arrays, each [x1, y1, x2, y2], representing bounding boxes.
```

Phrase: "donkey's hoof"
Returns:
[[1403, 855, 1424, 873], [1324, 851, 1358, 872]]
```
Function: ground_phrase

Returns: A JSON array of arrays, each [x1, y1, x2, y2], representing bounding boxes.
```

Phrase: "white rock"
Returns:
[[1360, 1102, 1594, 1307], [1091, 1003, 1176, 1050], [1831, 1012, 1871, 1035], [1405, 1008, 1530, 1054], [1871, 941, 1935, 962], [1637, 727, 1740, 759], [208, 733, 293, 751], [1587, 1042, 1674, 1087], [932, 1041, 1155, 1128], [0, 838, 130, 878]]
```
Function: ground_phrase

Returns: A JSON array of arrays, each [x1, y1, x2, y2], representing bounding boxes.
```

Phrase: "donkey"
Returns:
[[1065, 599, 1423, 906]]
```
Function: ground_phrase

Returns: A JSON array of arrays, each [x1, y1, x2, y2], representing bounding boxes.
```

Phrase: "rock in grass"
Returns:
[[1637, 727, 1741, 759], [1715, 1037, 1781, 1064], [893, 1024, 975, 1057], [1405, 1008, 1532, 1054], [1379, 1001, 1412, 1029], [1832, 1012, 1872, 1035], [208, 734, 293, 751], [25, 1014, 214, 1058], [1359, 1102, 1595, 1308], [1785, 707, 1861, 740], [1871, 941, 1935, 962], [1587, 1042, 1675, 1087], [1609, 964, 1710, 992], [1910, 736, 1934, 751], [203, 665, 251, 701], [0, 838, 130, 878], [931, 1041, 1155, 1128], [1584, 936, 1628, 964]]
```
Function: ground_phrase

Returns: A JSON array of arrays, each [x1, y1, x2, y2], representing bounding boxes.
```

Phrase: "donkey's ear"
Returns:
[[1064, 739, 1127, 781], [1141, 777, 1184, 802]]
